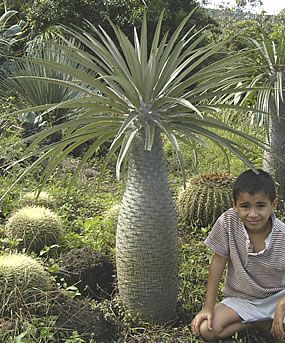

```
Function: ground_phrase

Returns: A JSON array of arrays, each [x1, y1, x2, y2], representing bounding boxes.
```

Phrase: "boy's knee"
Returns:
[[199, 320, 223, 341]]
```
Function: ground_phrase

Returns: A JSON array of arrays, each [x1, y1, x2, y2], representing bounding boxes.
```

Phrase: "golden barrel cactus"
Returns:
[[177, 173, 234, 228], [5, 206, 63, 253], [19, 191, 56, 209], [0, 253, 53, 314]]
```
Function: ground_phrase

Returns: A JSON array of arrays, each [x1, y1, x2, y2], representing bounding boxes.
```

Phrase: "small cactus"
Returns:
[[0, 253, 54, 315], [177, 173, 234, 228], [5, 206, 63, 253], [19, 191, 56, 209]]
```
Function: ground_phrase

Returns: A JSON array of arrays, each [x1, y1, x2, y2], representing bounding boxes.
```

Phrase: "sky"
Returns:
[[202, 0, 285, 14]]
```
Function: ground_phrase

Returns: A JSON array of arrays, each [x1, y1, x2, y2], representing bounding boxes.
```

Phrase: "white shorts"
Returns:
[[221, 289, 285, 323]]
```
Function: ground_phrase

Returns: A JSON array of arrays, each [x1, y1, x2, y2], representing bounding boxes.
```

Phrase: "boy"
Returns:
[[191, 169, 285, 342]]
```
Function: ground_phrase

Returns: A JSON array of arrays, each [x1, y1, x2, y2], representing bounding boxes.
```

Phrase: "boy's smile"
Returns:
[[234, 192, 277, 234]]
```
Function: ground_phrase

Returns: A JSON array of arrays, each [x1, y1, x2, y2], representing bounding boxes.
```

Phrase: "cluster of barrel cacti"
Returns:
[[177, 173, 234, 228], [0, 190, 115, 340], [0, 191, 61, 315]]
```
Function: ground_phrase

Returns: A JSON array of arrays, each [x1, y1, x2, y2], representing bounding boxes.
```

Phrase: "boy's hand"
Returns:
[[272, 296, 285, 339], [191, 308, 214, 336]]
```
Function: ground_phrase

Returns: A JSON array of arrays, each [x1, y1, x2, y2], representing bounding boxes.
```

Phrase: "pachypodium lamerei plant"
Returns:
[[3, 11, 268, 322]]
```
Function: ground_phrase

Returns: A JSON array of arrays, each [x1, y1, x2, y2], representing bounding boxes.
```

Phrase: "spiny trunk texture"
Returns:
[[263, 100, 285, 202], [116, 131, 178, 324]]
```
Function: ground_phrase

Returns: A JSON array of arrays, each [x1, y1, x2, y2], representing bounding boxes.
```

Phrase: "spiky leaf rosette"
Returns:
[[19, 191, 56, 209], [2, 11, 269, 196], [0, 253, 53, 315], [177, 173, 234, 228], [5, 206, 63, 253]]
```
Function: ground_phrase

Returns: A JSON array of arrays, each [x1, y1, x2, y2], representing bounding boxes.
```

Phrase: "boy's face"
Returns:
[[234, 192, 277, 234]]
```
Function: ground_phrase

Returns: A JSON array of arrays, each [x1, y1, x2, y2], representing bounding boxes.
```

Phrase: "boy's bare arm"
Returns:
[[191, 253, 227, 335], [272, 296, 285, 339], [204, 253, 227, 310]]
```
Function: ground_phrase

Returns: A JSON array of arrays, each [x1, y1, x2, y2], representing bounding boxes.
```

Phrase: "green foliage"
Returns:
[[2, 314, 99, 342], [24, 0, 142, 34], [178, 225, 225, 317], [210, 8, 285, 51], [17, 111, 46, 137], [179, 238, 210, 314], [0, 1, 31, 86], [164, 115, 265, 187], [103, 203, 120, 225], [0, 128, 25, 166], [5, 206, 63, 253], [7, 37, 91, 128], [0, 253, 53, 316], [177, 173, 234, 228], [4, 316, 58, 343], [8, 0, 216, 41], [63, 216, 116, 257], [137, 0, 217, 38], [51, 180, 121, 223]]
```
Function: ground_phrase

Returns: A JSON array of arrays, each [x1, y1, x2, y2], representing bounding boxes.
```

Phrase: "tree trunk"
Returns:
[[116, 130, 178, 324], [263, 100, 285, 202]]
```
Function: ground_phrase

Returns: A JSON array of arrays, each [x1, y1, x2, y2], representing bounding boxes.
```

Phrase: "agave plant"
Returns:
[[3, 11, 267, 322], [245, 35, 285, 200]]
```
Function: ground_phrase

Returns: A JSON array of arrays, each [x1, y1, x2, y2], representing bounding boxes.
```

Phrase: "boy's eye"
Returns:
[[239, 204, 266, 209]]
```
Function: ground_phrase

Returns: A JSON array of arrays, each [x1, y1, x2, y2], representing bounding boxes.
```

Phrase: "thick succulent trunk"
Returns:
[[263, 99, 285, 201], [262, 129, 275, 175], [116, 130, 178, 323]]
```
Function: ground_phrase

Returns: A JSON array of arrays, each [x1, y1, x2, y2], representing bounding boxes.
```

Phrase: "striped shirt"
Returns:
[[205, 208, 285, 300]]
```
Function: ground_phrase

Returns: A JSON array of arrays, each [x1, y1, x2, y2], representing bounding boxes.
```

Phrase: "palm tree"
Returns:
[[3, 12, 267, 323], [6, 36, 88, 124], [245, 35, 285, 200]]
